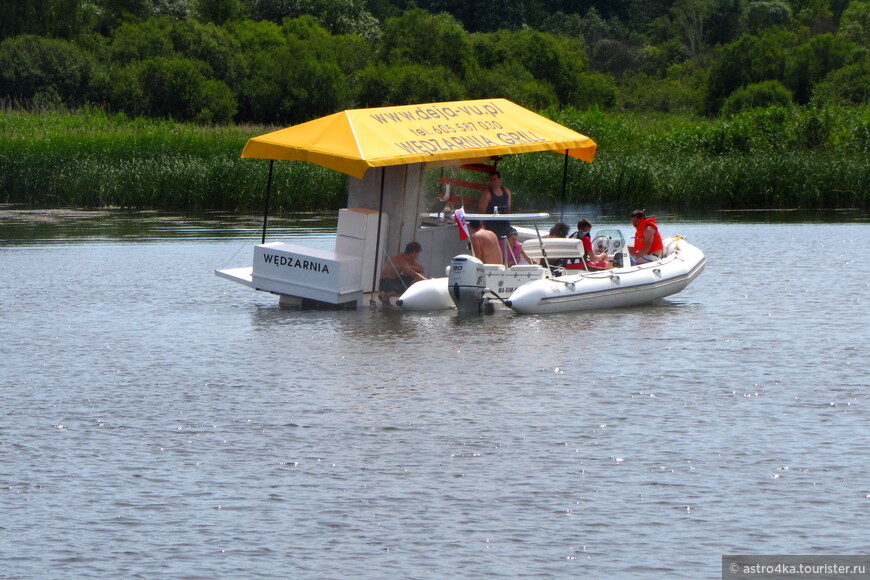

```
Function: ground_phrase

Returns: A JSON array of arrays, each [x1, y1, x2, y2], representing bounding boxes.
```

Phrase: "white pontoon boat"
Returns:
[[216, 98, 704, 314]]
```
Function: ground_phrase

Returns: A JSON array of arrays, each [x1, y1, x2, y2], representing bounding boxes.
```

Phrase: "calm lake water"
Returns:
[[1, 209, 868, 579]]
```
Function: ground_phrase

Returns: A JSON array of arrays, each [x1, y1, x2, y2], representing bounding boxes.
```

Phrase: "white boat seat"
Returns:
[[522, 238, 583, 260]]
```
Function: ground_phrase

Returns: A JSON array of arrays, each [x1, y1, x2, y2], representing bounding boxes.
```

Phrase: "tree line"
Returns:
[[0, 0, 868, 126]]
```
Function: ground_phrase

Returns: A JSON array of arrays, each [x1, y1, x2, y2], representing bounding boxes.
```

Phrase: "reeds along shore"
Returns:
[[2, 106, 868, 213]]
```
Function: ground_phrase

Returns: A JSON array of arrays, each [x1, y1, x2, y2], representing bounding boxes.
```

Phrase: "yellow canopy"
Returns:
[[241, 98, 597, 178]]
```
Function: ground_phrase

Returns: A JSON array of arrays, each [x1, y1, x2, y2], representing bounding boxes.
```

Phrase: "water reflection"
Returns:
[[0, 208, 339, 245]]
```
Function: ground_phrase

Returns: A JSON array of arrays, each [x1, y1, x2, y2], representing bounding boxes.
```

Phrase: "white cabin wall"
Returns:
[[346, 163, 468, 279], [346, 164, 426, 257]]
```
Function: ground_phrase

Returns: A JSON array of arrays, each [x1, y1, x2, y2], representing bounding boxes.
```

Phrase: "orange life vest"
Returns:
[[634, 218, 663, 255]]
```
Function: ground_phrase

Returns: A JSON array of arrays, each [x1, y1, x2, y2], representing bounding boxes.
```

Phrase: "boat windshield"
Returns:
[[592, 229, 625, 251]]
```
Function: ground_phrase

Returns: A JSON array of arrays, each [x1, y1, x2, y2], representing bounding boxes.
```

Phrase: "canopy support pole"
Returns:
[[370, 169, 386, 307], [560, 150, 569, 223], [261, 160, 274, 244]]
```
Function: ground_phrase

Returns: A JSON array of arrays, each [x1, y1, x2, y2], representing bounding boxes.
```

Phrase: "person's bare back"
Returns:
[[470, 222, 503, 264]]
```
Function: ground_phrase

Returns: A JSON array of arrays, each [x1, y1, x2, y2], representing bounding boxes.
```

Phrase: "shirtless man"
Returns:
[[468, 220, 503, 265], [379, 241, 426, 305]]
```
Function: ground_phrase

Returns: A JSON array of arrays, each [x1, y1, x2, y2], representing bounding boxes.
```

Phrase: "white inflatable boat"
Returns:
[[397, 230, 705, 315], [506, 235, 706, 314]]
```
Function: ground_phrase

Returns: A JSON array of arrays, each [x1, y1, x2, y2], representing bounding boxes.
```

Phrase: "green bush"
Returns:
[[838, 0, 870, 46], [195, 0, 250, 25], [230, 17, 364, 124], [619, 74, 699, 113], [721, 80, 794, 116], [785, 33, 856, 104], [170, 19, 246, 87], [380, 9, 474, 78], [474, 29, 589, 106], [812, 55, 870, 105], [239, 46, 349, 124], [107, 17, 175, 64], [101, 57, 238, 123], [704, 31, 792, 115], [467, 61, 557, 110], [740, 1, 792, 35], [356, 63, 466, 107], [0, 35, 95, 107]]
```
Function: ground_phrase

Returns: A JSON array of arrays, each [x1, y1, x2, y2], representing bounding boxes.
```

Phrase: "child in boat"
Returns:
[[503, 227, 531, 266], [567, 218, 611, 270]]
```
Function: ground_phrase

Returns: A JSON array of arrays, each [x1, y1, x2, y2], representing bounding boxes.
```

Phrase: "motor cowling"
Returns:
[[447, 254, 486, 315]]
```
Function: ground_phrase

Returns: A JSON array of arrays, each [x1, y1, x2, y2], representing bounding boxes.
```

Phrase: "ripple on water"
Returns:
[[1, 218, 869, 578]]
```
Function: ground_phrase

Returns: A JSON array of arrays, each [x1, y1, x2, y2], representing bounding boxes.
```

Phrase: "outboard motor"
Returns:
[[448, 254, 486, 315]]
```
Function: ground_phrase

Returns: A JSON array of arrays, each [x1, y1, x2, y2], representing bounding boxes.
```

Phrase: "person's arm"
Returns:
[[506, 188, 512, 213], [399, 258, 417, 278], [408, 260, 426, 278], [640, 225, 656, 255], [520, 246, 531, 263], [582, 236, 593, 261], [478, 190, 490, 213]]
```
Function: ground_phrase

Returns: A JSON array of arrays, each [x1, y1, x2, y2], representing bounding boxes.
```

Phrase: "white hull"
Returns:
[[506, 238, 706, 314], [398, 237, 706, 314]]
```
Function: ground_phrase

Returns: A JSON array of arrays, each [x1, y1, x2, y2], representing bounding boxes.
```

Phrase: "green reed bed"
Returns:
[[0, 108, 345, 211], [2, 106, 868, 212], [506, 148, 868, 213], [507, 106, 870, 212]]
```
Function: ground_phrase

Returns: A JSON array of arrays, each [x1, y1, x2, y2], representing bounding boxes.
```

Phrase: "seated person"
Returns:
[[468, 220, 504, 265], [540, 221, 570, 270], [565, 218, 611, 270], [503, 227, 531, 266], [629, 210, 663, 264], [546, 222, 570, 238], [379, 241, 426, 305]]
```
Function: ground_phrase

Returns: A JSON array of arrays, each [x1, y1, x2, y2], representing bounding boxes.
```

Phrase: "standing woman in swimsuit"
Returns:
[[478, 171, 512, 241]]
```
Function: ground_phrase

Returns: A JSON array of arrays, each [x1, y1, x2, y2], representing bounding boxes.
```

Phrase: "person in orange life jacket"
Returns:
[[629, 210, 663, 264], [478, 171, 512, 240], [567, 218, 611, 270]]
